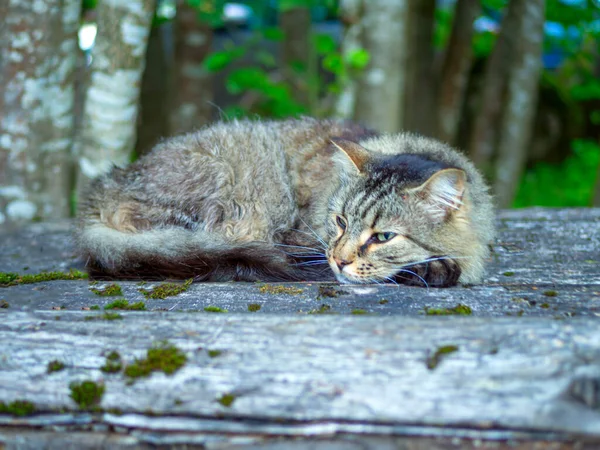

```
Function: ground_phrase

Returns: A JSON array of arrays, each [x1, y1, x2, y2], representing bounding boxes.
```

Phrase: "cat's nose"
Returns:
[[334, 258, 352, 271]]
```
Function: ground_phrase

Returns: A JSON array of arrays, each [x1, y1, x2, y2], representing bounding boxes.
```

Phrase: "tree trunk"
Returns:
[[0, 0, 81, 228], [169, 0, 214, 135], [436, 0, 480, 145], [74, 0, 156, 197], [351, 0, 409, 133], [468, 0, 521, 175], [280, 6, 313, 111], [492, 0, 545, 208], [402, 0, 436, 136], [135, 18, 172, 158], [334, 0, 362, 120]]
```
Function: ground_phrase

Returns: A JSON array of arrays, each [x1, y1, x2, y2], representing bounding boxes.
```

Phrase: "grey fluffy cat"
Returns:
[[76, 117, 495, 287]]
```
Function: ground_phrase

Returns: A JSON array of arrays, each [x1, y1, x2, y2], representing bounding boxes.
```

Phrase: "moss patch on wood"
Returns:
[[47, 360, 65, 374], [90, 283, 123, 297], [426, 345, 459, 370], [101, 351, 123, 374], [424, 304, 472, 316], [543, 290, 558, 297], [0, 269, 88, 287], [217, 393, 236, 407], [0, 300, 9, 308], [0, 400, 36, 416], [351, 309, 368, 315], [503, 271, 515, 277], [138, 279, 193, 299], [317, 284, 349, 298], [208, 349, 222, 358], [84, 312, 123, 321], [308, 304, 332, 314], [69, 381, 105, 409], [258, 284, 303, 295], [248, 303, 261, 312], [124, 342, 187, 379], [204, 306, 228, 313], [104, 299, 146, 311]]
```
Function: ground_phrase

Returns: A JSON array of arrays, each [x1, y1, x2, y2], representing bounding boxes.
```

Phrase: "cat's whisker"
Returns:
[[383, 276, 400, 288], [399, 255, 472, 270], [274, 243, 324, 252], [393, 269, 430, 291], [293, 260, 330, 267], [297, 217, 327, 248]]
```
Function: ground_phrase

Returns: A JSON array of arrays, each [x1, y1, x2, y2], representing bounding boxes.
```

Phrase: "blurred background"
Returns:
[[0, 0, 599, 230]]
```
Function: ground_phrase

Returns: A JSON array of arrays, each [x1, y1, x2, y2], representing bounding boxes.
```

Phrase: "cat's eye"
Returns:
[[371, 232, 396, 243], [335, 215, 347, 231]]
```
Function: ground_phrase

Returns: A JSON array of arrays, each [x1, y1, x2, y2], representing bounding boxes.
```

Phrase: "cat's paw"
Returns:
[[394, 256, 461, 288]]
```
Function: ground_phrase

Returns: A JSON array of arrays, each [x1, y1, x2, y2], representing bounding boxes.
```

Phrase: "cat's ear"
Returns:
[[411, 168, 466, 220], [330, 138, 371, 174]]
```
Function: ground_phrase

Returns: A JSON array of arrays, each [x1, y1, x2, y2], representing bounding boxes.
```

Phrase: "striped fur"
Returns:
[[75, 118, 495, 285]]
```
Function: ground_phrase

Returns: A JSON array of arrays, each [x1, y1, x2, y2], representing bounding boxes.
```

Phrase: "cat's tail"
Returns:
[[76, 222, 331, 282]]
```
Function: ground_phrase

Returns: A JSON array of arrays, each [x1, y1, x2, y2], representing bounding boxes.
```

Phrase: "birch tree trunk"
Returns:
[[351, 0, 409, 133], [0, 0, 81, 228], [436, 0, 480, 145], [75, 0, 156, 197], [492, 0, 545, 208], [402, 0, 436, 136], [467, 0, 521, 174], [169, 0, 213, 135]]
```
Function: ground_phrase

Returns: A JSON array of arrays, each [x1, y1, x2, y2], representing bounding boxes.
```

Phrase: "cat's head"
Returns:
[[324, 138, 468, 285]]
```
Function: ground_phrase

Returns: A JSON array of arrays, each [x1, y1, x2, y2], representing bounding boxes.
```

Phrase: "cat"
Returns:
[[75, 117, 495, 287]]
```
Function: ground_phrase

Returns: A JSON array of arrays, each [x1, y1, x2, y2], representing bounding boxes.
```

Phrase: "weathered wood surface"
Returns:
[[1, 208, 600, 448]]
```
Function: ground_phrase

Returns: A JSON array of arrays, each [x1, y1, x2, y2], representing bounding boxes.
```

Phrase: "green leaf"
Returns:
[[322, 53, 343, 74], [313, 33, 337, 54], [279, 0, 313, 12], [263, 27, 285, 41], [346, 48, 370, 70], [571, 80, 600, 101], [226, 67, 270, 94], [203, 48, 244, 72]]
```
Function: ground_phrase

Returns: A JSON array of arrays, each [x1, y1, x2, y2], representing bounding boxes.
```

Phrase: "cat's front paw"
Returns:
[[394, 256, 461, 288]]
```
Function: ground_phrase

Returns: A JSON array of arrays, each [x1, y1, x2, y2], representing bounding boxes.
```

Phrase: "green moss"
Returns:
[[0, 400, 36, 416], [104, 299, 146, 311], [543, 290, 558, 297], [378, 299, 389, 305], [208, 350, 222, 358], [248, 303, 262, 312], [124, 342, 187, 379], [84, 312, 123, 321], [101, 351, 122, 373], [90, 283, 123, 296], [540, 303, 550, 309], [139, 278, 193, 299], [90, 305, 100, 310], [424, 304, 472, 316], [69, 380, 105, 409], [0, 300, 9, 308], [0, 269, 88, 287], [204, 306, 228, 313], [351, 309, 368, 315], [217, 393, 236, 407], [258, 284, 303, 295], [317, 285, 349, 298], [0, 273, 18, 285], [426, 345, 459, 370], [503, 271, 515, 277], [308, 304, 332, 314], [47, 360, 65, 374]]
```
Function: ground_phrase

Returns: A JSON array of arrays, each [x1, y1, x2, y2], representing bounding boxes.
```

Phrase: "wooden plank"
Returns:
[[1, 313, 600, 438]]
